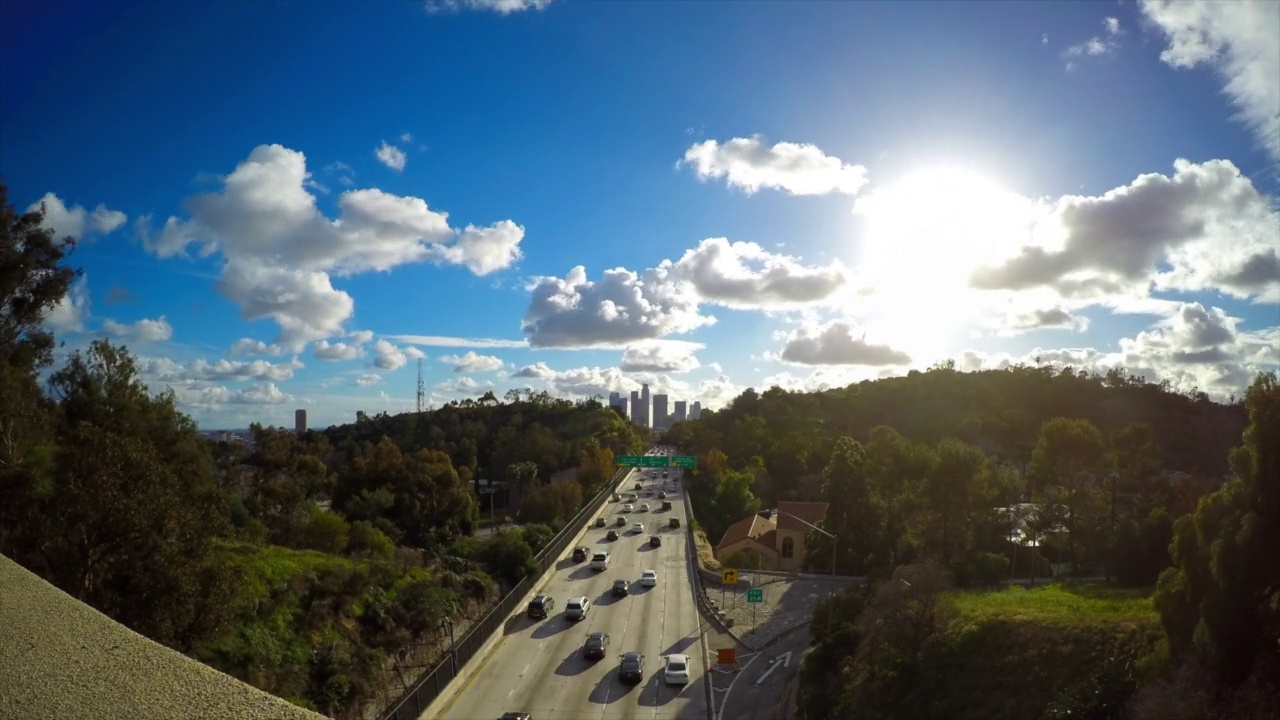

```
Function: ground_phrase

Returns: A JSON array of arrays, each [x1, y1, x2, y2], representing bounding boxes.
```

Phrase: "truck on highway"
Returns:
[[590, 550, 611, 571]]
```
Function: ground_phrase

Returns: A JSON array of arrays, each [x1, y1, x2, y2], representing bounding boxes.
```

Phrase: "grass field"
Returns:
[[953, 583, 1155, 626]]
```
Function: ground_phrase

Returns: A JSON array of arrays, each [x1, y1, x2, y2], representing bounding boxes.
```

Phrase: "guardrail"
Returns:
[[379, 464, 630, 720]]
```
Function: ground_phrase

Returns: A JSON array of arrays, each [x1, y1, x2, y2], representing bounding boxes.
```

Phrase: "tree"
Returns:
[[301, 510, 351, 554], [1110, 421, 1166, 529], [812, 437, 883, 575], [1030, 418, 1106, 572], [1154, 372, 1280, 689], [924, 438, 988, 565]]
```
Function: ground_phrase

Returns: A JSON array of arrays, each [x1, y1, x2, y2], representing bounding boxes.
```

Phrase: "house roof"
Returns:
[[776, 501, 828, 531], [716, 513, 777, 552]]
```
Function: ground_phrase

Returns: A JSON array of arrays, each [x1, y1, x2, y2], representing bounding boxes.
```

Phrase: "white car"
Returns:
[[640, 569, 657, 587], [663, 653, 690, 685], [632, 522, 645, 534], [638, 503, 650, 512], [565, 596, 591, 620], [622, 503, 634, 513]]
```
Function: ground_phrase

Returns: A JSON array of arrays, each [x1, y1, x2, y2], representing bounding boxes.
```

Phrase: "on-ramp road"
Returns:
[[437, 464, 710, 720]]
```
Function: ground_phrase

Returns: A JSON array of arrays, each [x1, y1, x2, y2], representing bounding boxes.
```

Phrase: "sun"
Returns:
[[851, 165, 1038, 355]]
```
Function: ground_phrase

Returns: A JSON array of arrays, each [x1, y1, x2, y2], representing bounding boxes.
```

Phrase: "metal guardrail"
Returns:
[[379, 465, 630, 720]]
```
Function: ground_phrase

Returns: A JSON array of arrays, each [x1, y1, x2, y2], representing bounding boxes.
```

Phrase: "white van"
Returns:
[[590, 550, 611, 571]]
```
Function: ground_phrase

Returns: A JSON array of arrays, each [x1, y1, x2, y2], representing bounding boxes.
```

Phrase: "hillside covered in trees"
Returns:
[[0, 187, 645, 717], [661, 356, 1275, 719]]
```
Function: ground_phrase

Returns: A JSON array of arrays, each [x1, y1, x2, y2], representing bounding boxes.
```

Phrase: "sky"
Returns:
[[1, 0, 1278, 430]]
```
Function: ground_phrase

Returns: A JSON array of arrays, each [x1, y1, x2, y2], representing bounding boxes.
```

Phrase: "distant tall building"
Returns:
[[356, 410, 367, 422], [652, 393, 669, 429], [295, 409, 307, 434], [630, 390, 642, 425], [609, 393, 629, 418], [608, 391, 621, 406], [690, 401, 702, 420], [674, 400, 687, 423], [640, 383, 651, 428]]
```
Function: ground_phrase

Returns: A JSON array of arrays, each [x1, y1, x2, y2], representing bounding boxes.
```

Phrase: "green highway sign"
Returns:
[[672, 456, 696, 468], [617, 455, 669, 468], [746, 588, 763, 603]]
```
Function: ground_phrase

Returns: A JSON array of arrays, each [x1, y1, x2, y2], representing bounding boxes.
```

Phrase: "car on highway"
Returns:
[[611, 579, 629, 597], [606, 529, 619, 541], [499, 713, 531, 720], [527, 594, 555, 619], [669, 517, 681, 528], [638, 503, 650, 512], [634, 482, 642, 490], [616, 516, 626, 527], [565, 596, 590, 620], [595, 517, 606, 527], [572, 546, 589, 562], [622, 503, 634, 513], [618, 652, 645, 684], [640, 569, 657, 587], [658, 491, 667, 499], [632, 522, 644, 534], [591, 550, 611, 571], [662, 471, 669, 479], [663, 653, 690, 685], [661, 500, 672, 511], [582, 631, 610, 660], [649, 535, 661, 548]]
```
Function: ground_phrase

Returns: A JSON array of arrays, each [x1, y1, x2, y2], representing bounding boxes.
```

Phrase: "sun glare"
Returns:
[[852, 166, 1037, 355]]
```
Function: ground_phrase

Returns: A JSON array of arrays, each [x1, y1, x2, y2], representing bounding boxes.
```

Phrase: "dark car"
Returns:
[[618, 652, 645, 684], [669, 517, 680, 529], [499, 714, 531, 720], [606, 529, 619, 541], [616, 516, 627, 527], [595, 517, 607, 527], [649, 535, 662, 548], [582, 632, 610, 660], [572, 546, 589, 562], [612, 579, 629, 597], [527, 594, 554, 619], [658, 491, 667, 499], [634, 482, 642, 490], [661, 501, 672, 511]]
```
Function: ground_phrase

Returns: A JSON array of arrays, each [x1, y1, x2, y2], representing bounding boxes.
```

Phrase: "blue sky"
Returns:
[[2, 0, 1277, 429]]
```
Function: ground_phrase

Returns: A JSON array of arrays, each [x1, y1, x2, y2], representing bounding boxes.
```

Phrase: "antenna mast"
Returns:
[[416, 358, 426, 413]]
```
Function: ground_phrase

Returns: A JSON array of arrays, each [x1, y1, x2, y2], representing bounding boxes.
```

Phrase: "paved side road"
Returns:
[[713, 576, 856, 650], [716, 625, 813, 720]]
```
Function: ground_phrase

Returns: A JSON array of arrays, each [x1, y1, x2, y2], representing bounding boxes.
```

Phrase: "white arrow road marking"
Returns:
[[752, 651, 792, 686]]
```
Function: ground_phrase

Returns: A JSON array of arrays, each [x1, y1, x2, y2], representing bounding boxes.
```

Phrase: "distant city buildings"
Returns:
[[640, 384, 650, 427], [295, 409, 307, 434], [652, 393, 669, 430], [614, 385, 702, 431], [690, 401, 702, 420], [608, 392, 629, 418], [674, 400, 687, 424]]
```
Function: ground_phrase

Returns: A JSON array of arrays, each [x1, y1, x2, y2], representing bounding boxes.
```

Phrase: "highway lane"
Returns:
[[439, 463, 709, 720]]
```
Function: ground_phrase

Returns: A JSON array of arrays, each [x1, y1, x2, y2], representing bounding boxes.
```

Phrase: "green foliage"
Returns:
[[347, 521, 394, 561], [811, 437, 883, 575], [451, 528, 539, 587], [1153, 373, 1280, 688], [301, 510, 350, 554]]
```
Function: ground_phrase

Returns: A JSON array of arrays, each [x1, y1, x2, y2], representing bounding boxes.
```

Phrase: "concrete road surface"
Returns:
[[437, 465, 709, 720]]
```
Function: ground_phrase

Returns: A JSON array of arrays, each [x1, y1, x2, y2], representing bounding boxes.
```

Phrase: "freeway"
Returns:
[[438, 457, 709, 720]]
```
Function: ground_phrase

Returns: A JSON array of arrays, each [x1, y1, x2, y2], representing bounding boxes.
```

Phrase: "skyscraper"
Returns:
[[674, 400, 687, 423], [609, 393, 629, 418], [295, 409, 307, 434], [640, 383, 651, 428], [630, 390, 642, 425], [652, 393, 669, 429], [690, 401, 702, 420]]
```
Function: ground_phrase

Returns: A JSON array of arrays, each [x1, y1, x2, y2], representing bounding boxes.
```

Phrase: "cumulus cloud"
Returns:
[[1064, 16, 1123, 69], [522, 239, 847, 348], [375, 141, 407, 172], [428, 0, 555, 14], [1140, 0, 1280, 161], [314, 339, 363, 361], [509, 361, 738, 408], [138, 355, 303, 383], [969, 159, 1280, 303], [355, 373, 383, 387], [44, 275, 91, 334], [143, 144, 525, 348], [779, 321, 912, 366], [102, 316, 174, 343], [373, 339, 425, 370], [681, 135, 868, 196], [620, 340, 703, 373], [27, 192, 127, 241], [435, 376, 495, 396], [999, 306, 1090, 335], [177, 382, 293, 408], [227, 338, 283, 357], [439, 351, 504, 373]]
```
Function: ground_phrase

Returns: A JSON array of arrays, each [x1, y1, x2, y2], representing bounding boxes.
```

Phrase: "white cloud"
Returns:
[[522, 239, 847, 348], [140, 355, 304, 383], [177, 382, 293, 409], [439, 351, 504, 373], [355, 373, 383, 387], [44, 275, 91, 334], [314, 339, 363, 361], [375, 141, 407, 172], [427, 0, 555, 14], [998, 306, 1090, 335], [681, 135, 868, 196], [102, 315, 174, 343], [969, 159, 1280, 303], [227, 338, 284, 357], [1140, 0, 1280, 161], [385, 334, 528, 348], [400, 132, 413, 143], [435, 376, 495, 395], [509, 361, 739, 409], [619, 340, 703, 373], [778, 320, 912, 366], [143, 144, 525, 349], [27, 192, 127, 241], [373, 339, 425, 370], [1064, 16, 1123, 69]]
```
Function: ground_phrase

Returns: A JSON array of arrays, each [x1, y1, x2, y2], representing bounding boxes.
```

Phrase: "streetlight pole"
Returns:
[[776, 510, 838, 596], [441, 616, 456, 676]]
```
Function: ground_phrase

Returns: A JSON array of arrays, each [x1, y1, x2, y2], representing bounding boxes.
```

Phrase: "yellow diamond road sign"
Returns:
[[721, 568, 738, 584]]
